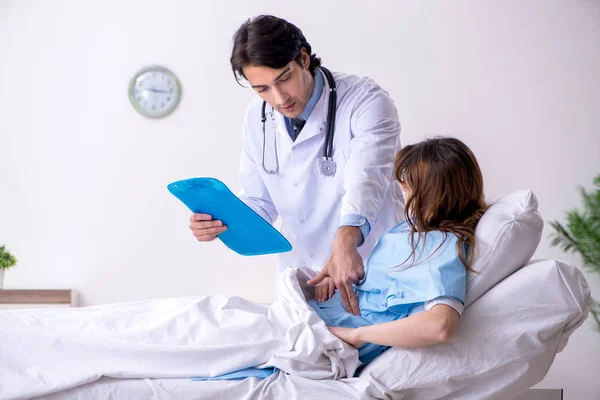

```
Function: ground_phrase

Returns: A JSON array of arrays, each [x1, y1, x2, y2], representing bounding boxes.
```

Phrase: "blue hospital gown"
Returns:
[[308, 220, 467, 366], [195, 221, 466, 381]]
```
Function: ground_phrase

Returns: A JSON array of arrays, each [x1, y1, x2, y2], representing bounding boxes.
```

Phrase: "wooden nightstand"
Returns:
[[0, 289, 74, 309]]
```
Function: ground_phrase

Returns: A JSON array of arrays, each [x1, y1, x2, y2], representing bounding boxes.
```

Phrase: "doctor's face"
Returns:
[[243, 51, 314, 118]]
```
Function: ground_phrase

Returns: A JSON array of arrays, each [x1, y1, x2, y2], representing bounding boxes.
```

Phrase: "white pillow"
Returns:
[[465, 189, 544, 307], [358, 259, 590, 399]]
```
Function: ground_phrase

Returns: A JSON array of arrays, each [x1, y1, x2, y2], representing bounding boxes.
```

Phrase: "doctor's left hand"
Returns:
[[307, 226, 365, 316]]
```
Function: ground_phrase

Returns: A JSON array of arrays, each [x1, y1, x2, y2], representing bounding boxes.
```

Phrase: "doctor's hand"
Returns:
[[307, 226, 365, 316], [189, 213, 227, 242]]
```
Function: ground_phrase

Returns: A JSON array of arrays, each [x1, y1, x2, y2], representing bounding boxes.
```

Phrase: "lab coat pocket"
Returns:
[[317, 148, 347, 200]]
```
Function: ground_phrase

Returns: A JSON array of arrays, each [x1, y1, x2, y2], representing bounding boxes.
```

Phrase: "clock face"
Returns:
[[128, 66, 181, 118]]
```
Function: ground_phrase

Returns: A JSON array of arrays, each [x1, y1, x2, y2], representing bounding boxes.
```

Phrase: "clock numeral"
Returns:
[[167, 97, 171, 102], [161, 102, 165, 108]]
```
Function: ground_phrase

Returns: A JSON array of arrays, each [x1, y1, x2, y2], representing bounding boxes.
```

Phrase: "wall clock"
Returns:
[[128, 65, 181, 118]]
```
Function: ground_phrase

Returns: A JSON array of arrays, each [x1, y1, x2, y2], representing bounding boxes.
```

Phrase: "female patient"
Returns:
[[316, 136, 488, 365], [0, 137, 489, 398]]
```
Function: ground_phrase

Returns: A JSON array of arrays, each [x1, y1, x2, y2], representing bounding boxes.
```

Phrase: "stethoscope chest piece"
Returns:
[[319, 158, 336, 176]]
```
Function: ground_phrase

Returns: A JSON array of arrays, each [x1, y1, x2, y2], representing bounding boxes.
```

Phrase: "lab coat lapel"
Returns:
[[274, 112, 294, 162], [293, 81, 328, 146]]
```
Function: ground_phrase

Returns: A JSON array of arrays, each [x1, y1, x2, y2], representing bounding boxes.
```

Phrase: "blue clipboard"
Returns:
[[168, 177, 292, 256]]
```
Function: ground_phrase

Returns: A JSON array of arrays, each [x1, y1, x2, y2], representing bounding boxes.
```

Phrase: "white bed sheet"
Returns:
[[0, 267, 357, 400], [33, 373, 369, 400], [4, 260, 590, 400]]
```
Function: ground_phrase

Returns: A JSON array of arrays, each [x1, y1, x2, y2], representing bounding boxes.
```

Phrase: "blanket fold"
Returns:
[[0, 267, 358, 400]]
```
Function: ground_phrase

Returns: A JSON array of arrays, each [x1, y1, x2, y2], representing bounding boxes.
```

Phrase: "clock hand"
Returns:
[[144, 88, 171, 94]]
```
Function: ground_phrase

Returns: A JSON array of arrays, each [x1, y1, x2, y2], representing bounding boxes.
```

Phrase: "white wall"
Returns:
[[1, 0, 599, 397]]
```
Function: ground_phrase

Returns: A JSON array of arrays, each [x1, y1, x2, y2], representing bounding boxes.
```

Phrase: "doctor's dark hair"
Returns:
[[230, 15, 322, 84], [394, 137, 489, 271]]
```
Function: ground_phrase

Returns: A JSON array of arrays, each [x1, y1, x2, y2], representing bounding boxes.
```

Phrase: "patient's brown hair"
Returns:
[[394, 137, 488, 269]]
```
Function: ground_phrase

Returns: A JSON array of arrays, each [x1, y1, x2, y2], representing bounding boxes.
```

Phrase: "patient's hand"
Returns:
[[315, 277, 335, 302], [308, 226, 365, 316], [328, 327, 365, 348]]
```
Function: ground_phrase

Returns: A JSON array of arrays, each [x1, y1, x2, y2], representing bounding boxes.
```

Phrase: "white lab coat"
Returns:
[[239, 70, 404, 275]]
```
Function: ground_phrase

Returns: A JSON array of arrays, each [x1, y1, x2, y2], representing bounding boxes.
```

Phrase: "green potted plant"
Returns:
[[0, 245, 18, 289], [550, 175, 600, 331]]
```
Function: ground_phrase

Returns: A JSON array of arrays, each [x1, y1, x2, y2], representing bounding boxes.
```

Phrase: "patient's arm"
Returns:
[[329, 304, 460, 348]]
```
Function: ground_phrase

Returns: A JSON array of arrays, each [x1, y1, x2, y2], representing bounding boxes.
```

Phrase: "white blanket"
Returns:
[[0, 267, 359, 400]]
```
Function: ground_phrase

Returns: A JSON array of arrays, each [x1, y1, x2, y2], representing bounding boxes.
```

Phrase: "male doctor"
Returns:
[[189, 15, 403, 315]]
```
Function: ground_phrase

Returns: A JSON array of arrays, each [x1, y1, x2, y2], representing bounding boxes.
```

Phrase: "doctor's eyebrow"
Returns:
[[251, 67, 292, 89]]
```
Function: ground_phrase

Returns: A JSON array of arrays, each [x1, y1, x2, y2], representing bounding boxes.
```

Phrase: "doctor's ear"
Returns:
[[299, 48, 310, 69]]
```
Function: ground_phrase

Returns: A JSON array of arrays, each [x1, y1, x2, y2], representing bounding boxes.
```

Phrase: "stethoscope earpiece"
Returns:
[[261, 67, 337, 177]]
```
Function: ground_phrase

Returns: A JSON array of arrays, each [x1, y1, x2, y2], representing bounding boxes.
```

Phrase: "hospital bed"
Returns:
[[6, 190, 592, 400]]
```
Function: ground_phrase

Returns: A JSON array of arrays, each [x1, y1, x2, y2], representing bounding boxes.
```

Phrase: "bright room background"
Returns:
[[1, 1, 598, 398]]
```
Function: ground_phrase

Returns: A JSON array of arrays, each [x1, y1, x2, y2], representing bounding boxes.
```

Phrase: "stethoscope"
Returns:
[[261, 66, 337, 176]]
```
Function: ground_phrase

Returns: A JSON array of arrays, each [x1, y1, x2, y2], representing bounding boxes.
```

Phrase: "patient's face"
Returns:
[[400, 182, 412, 203]]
